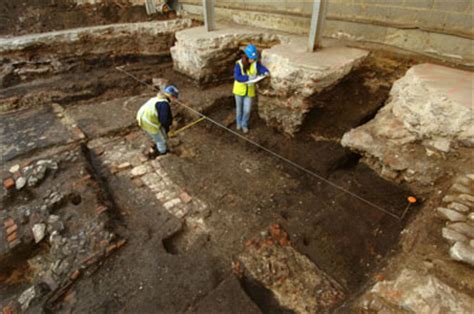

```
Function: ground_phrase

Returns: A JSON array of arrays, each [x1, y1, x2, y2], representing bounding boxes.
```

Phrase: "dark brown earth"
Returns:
[[1, 16, 442, 311], [0, 0, 175, 37]]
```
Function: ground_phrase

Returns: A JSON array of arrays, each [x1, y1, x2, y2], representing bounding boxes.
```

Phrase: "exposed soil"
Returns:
[[1, 31, 456, 313], [0, 0, 174, 37], [303, 51, 418, 140]]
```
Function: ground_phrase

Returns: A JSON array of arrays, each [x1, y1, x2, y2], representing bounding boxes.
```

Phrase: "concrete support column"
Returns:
[[202, 0, 215, 31], [308, 0, 328, 52]]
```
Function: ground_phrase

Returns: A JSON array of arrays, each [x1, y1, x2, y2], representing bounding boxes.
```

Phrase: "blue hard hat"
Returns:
[[164, 85, 179, 98], [244, 44, 258, 60]]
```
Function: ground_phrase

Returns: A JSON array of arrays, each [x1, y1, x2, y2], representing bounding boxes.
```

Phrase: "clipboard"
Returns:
[[246, 75, 268, 85]]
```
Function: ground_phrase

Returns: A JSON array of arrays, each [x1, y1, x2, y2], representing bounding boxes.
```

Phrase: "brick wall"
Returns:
[[179, 0, 474, 65]]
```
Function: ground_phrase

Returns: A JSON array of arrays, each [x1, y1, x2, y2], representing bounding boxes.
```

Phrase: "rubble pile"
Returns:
[[436, 174, 474, 266], [3, 159, 58, 192], [358, 269, 473, 313], [1, 151, 124, 312], [237, 224, 345, 313], [0, 57, 65, 89]]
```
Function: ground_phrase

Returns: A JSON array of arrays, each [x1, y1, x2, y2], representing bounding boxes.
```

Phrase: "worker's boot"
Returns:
[[143, 145, 159, 159]]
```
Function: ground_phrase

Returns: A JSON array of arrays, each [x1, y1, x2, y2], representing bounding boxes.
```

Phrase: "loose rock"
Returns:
[[442, 227, 468, 244], [15, 177, 27, 190], [448, 202, 470, 213], [450, 183, 472, 194], [18, 286, 36, 311], [447, 222, 474, 238], [449, 241, 474, 266], [9, 164, 20, 173], [436, 207, 466, 222], [32, 223, 46, 243], [468, 213, 474, 222]]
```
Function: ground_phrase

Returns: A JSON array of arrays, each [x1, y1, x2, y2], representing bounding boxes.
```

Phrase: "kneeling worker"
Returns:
[[136, 85, 179, 156]]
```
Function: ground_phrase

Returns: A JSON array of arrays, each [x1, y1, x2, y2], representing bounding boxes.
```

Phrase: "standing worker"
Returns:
[[233, 44, 270, 134], [136, 85, 179, 157]]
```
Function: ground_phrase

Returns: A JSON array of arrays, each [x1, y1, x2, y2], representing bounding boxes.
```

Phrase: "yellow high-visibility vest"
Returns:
[[136, 94, 169, 134], [233, 60, 257, 97]]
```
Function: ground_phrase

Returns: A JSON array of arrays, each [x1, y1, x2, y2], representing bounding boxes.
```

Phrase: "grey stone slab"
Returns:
[[0, 105, 74, 161]]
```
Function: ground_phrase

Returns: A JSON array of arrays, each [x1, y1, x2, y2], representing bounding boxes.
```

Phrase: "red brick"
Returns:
[[279, 237, 288, 247], [81, 174, 92, 181], [94, 147, 105, 156], [96, 205, 108, 215], [116, 239, 127, 249], [4, 218, 14, 228], [73, 127, 86, 139], [7, 233, 17, 242], [82, 253, 99, 266], [2, 303, 16, 314], [106, 244, 117, 256], [20, 160, 32, 168], [72, 174, 92, 188], [179, 192, 193, 204], [3, 178, 15, 190], [265, 238, 274, 246], [9, 239, 21, 249], [6, 224, 17, 235], [70, 269, 81, 281], [100, 239, 109, 247], [125, 132, 139, 141]]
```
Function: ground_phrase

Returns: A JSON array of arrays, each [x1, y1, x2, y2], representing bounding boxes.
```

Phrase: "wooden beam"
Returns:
[[202, 0, 215, 32], [308, 0, 328, 52]]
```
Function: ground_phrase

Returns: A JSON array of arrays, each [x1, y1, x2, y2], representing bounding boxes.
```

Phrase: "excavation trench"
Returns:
[[1, 32, 420, 312]]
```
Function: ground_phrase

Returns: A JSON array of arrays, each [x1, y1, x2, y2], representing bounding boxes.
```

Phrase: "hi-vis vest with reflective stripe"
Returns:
[[233, 60, 257, 97], [136, 94, 169, 134]]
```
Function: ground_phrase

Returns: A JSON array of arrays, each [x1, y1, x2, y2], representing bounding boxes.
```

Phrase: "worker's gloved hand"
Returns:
[[248, 75, 257, 81]]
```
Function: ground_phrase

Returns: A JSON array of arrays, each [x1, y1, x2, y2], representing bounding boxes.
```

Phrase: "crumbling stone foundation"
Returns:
[[341, 63, 474, 185], [171, 25, 368, 135]]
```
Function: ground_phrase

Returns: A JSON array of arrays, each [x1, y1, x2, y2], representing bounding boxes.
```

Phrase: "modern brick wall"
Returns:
[[179, 0, 474, 65]]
